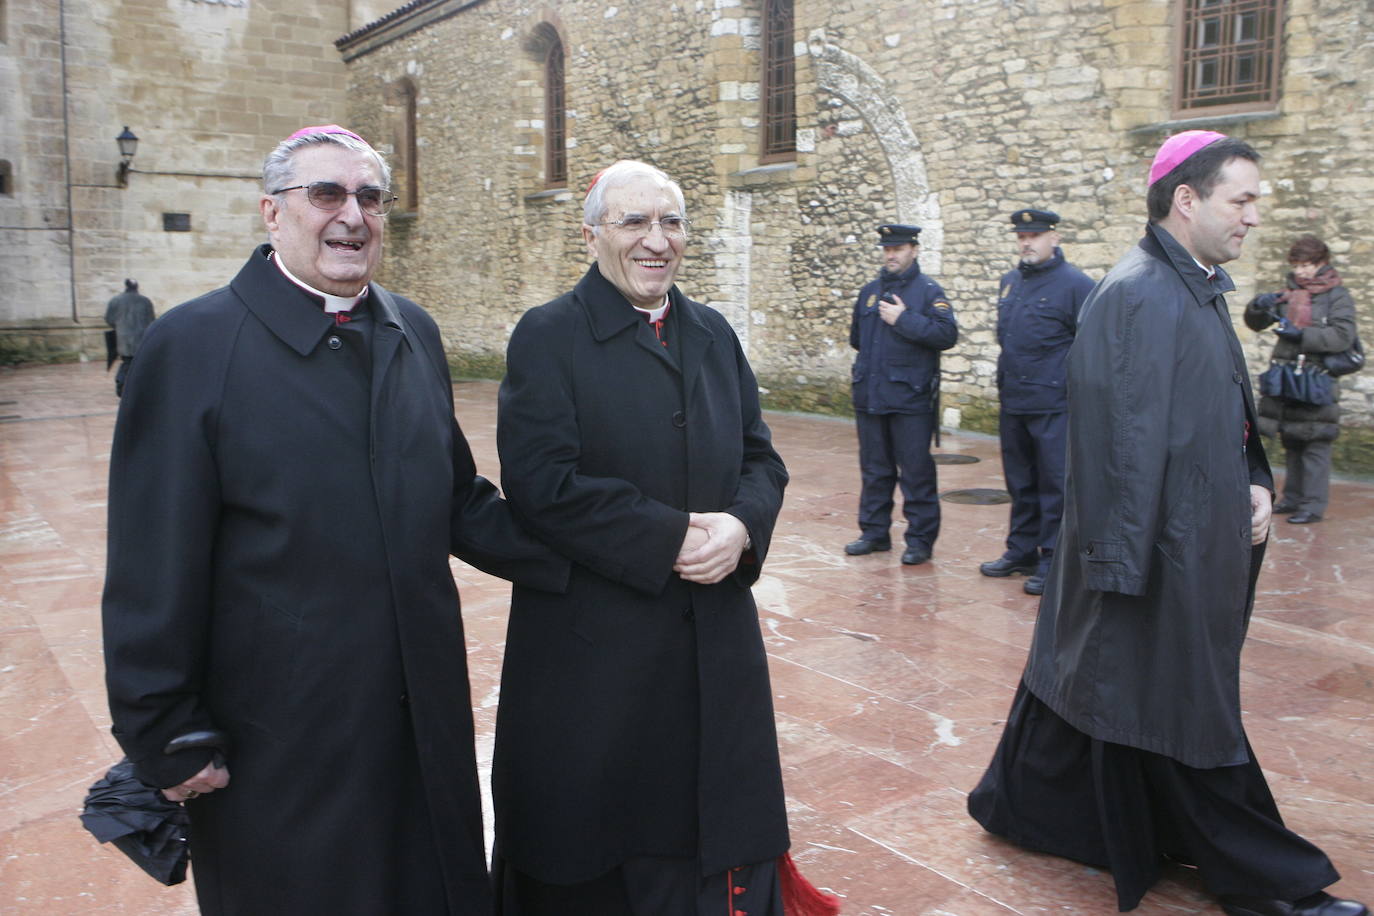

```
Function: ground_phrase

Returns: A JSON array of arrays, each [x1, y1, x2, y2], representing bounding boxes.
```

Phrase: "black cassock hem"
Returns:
[[968, 681, 1340, 911], [492, 852, 782, 916]]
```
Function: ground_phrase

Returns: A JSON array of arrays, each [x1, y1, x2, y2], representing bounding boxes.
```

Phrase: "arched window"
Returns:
[[760, 0, 796, 162], [544, 36, 568, 187]]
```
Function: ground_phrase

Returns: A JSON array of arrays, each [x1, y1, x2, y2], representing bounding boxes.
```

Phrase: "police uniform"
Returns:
[[847, 223, 958, 564], [980, 209, 1095, 594]]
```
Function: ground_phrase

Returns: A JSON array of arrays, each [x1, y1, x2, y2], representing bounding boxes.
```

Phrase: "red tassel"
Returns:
[[777, 851, 841, 916]]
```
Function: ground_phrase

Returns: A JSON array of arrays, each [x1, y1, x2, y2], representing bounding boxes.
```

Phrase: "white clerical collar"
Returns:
[[1190, 255, 1216, 279], [633, 296, 670, 323], [270, 250, 368, 313]]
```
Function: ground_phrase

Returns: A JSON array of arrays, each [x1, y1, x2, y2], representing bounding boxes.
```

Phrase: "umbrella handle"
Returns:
[[163, 729, 230, 769]]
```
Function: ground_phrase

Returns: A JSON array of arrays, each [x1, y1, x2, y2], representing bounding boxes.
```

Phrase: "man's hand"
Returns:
[[162, 760, 231, 804], [877, 294, 906, 326], [674, 512, 749, 585], [1250, 484, 1272, 546]]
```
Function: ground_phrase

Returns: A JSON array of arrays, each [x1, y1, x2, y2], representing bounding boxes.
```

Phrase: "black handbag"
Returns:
[[1258, 361, 1334, 407], [1323, 336, 1365, 377]]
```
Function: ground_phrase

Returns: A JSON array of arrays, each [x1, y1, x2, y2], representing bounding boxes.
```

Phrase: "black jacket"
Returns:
[[849, 262, 958, 414], [494, 264, 790, 883], [1024, 223, 1273, 769], [995, 248, 1095, 414], [103, 246, 565, 914]]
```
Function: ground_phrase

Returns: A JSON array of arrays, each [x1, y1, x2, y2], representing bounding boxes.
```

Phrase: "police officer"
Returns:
[[845, 223, 958, 565], [979, 208, 1095, 594]]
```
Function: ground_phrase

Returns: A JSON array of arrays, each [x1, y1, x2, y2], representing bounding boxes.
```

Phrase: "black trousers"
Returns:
[[998, 410, 1067, 564], [854, 410, 939, 549], [493, 854, 782, 916], [968, 682, 1339, 911]]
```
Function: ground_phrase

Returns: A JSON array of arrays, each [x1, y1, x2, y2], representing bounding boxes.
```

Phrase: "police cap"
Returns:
[[877, 223, 922, 246], [1009, 209, 1060, 233]]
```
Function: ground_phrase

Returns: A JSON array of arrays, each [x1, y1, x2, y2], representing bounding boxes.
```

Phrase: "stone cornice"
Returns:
[[335, 0, 490, 61]]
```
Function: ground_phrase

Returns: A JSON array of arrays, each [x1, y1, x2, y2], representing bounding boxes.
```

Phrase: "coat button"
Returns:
[[399, 692, 409, 707], [327, 335, 342, 350], [1084, 544, 1094, 555], [1232, 371, 1243, 383], [682, 607, 694, 620], [672, 410, 686, 428]]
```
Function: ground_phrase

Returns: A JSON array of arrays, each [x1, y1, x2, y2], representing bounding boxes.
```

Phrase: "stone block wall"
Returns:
[[340, 0, 1374, 470], [1, 0, 357, 361]]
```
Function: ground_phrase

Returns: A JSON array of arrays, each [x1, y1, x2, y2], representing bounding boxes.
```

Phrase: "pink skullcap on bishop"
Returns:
[[286, 125, 371, 146], [1148, 130, 1227, 186]]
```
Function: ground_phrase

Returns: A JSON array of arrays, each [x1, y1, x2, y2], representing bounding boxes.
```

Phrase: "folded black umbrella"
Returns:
[[79, 758, 191, 885], [104, 330, 118, 372], [79, 730, 229, 886]]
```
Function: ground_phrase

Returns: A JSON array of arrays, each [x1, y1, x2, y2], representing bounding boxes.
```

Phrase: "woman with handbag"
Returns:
[[1244, 235, 1359, 524]]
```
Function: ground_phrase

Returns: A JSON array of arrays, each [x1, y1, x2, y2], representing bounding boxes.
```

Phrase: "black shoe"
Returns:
[[979, 554, 1038, 577], [901, 546, 930, 565], [1221, 891, 1369, 916], [1287, 511, 1323, 524], [845, 538, 891, 556], [1023, 574, 1045, 596], [1272, 499, 1300, 514]]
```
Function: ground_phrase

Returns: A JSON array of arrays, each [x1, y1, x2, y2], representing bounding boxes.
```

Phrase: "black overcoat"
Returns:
[[1023, 224, 1274, 769], [102, 246, 566, 915], [493, 264, 790, 884]]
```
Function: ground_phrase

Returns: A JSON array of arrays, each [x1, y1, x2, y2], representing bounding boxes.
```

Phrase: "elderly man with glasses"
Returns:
[[492, 160, 836, 915], [101, 125, 566, 915]]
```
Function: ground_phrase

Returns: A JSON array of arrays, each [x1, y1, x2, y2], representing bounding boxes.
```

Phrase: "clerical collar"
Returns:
[[1189, 254, 1216, 279], [633, 296, 670, 323], [270, 250, 368, 313]]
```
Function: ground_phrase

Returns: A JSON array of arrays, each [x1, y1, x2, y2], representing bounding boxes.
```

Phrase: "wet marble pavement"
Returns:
[[2, 361, 1370, 915]]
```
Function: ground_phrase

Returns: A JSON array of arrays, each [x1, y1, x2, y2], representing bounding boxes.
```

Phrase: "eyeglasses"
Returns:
[[596, 215, 691, 239], [270, 181, 398, 216]]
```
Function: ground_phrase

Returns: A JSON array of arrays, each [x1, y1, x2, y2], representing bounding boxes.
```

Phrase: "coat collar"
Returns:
[[573, 262, 710, 343], [1140, 223, 1236, 306], [231, 245, 407, 356], [572, 263, 715, 381]]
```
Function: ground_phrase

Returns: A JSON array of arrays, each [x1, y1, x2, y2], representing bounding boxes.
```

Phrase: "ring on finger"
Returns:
[[183, 789, 199, 800]]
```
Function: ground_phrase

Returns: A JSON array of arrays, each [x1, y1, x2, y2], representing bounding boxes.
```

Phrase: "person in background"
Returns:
[[104, 278, 155, 397], [844, 223, 958, 566], [979, 208, 1095, 595], [1243, 235, 1357, 525]]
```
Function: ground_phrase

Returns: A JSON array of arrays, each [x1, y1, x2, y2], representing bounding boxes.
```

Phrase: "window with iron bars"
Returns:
[[760, 0, 796, 162], [1175, 0, 1283, 115], [545, 39, 568, 187]]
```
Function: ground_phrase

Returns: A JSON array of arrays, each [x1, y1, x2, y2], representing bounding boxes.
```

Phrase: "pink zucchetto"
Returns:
[[1148, 130, 1228, 186], [286, 125, 371, 146]]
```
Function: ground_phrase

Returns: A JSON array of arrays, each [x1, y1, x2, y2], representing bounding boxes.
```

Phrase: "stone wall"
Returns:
[[340, 0, 1374, 470], [0, 0, 360, 361]]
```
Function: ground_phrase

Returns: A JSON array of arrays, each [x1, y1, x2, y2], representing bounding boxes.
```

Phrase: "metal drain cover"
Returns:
[[941, 488, 1010, 505], [932, 453, 979, 465]]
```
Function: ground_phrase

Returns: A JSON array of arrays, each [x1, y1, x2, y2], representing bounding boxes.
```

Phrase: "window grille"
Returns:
[[760, 0, 796, 161], [545, 39, 568, 187], [1176, 0, 1283, 114]]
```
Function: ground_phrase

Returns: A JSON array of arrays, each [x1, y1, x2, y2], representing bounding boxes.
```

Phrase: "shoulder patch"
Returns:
[[932, 300, 951, 311], [866, 294, 879, 310]]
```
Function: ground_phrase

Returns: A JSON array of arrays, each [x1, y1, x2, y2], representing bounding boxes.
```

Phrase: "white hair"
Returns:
[[582, 160, 687, 232]]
